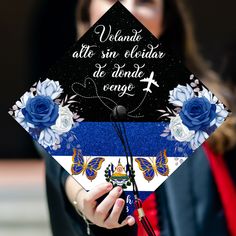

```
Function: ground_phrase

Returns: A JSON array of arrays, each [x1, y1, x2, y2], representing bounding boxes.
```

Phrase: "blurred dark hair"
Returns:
[[221, 43, 236, 86], [76, 0, 236, 154]]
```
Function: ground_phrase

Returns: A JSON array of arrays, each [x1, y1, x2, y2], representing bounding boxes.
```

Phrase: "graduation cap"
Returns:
[[9, 2, 230, 235]]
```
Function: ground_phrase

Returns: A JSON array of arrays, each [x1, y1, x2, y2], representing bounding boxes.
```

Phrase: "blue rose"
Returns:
[[22, 96, 59, 128], [179, 97, 216, 131]]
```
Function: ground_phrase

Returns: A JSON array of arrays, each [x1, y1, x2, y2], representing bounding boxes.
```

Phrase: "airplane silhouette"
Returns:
[[140, 71, 159, 93]]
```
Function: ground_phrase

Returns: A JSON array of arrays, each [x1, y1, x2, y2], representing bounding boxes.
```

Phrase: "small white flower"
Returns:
[[169, 84, 195, 107], [37, 79, 63, 100], [169, 115, 195, 142], [14, 110, 34, 131], [51, 106, 74, 134], [15, 92, 34, 109], [190, 130, 209, 150], [38, 128, 60, 148]]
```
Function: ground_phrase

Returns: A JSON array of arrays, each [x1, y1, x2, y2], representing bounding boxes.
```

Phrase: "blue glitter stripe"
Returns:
[[50, 122, 191, 157]]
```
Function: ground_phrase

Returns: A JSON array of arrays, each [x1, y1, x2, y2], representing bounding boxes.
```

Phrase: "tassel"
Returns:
[[134, 197, 156, 236]]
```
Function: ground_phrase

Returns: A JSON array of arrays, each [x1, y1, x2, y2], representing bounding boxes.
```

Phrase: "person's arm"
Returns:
[[65, 175, 135, 229]]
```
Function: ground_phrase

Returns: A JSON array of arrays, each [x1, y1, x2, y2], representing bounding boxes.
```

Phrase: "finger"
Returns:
[[126, 215, 136, 226], [95, 186, 123, 221], [86, 182, 113, 203], [104, 198, 126, 228], [119, 215, 136, 227]]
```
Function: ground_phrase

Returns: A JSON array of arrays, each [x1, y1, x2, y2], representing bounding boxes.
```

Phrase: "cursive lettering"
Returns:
[[94, 24, 142, 43]]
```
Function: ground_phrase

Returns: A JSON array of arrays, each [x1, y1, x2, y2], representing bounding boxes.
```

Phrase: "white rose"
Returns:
[[15, 91, 34, 109], [14, 109, 34, 132], [169, 115, 195, 142], [198, 87, 218, 104], [13, 91, 34, 132], [169, 84, 195, 107], [51, 106, 74, 134], [199, 87, 229, 127], [38, 128, 60, 148], [36, 78, 63, 100], [215, 103, 229, 127]]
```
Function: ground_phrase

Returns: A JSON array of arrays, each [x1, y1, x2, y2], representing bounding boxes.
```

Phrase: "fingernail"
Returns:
[[117, 186, 123, 193], [127, 216, 135, 225], [107, 183, 113, 190]]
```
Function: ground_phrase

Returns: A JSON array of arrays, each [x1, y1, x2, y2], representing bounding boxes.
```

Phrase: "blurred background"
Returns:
[[0, 0, 235, 235]]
